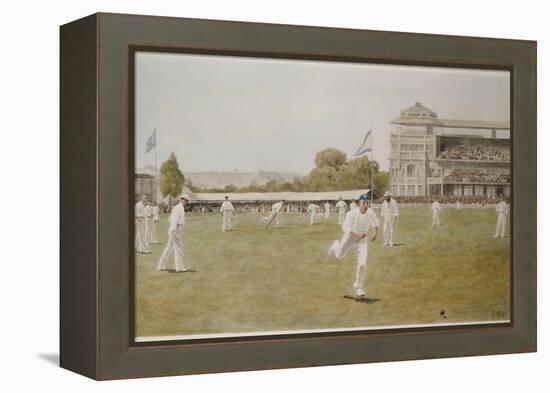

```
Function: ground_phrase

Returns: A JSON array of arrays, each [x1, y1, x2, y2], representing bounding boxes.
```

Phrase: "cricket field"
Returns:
[[135, 206, 510, 339]]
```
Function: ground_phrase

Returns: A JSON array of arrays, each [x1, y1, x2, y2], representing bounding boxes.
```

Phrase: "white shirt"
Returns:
[[152, 206, 160, 219], [342, 208, 380, 236], [431, 201, 441, 211], [336, 200, 347, 211], [350, 202, 358, 211], [220, 201, 234, 212], [381, 199, 399, 221], [307, 204, 319, 213], [324, 203, 331, 212], [272, 202, 283, 213], [135, 201, 146, 218], [144, 205, 153, 218], [168, 203, 186, 231], [495, 201, 508, 215]]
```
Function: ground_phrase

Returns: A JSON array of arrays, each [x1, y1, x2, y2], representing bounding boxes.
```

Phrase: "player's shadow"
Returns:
[[167, 269, 197, 273], [343, 296, 381, 304], [388, 243, 405, 247]]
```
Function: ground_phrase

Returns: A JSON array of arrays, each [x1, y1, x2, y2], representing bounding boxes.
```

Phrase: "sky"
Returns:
[[135, 52, 509, 174]]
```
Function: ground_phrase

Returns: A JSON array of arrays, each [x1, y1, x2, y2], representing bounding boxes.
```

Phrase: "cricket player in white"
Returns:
[[381, 191, 399, 247], [220, 196, 235, 232], [494, 197, 508, 238], [335, 197, 348, 225], [324, 201, 331, 219], [157, 194, 189, 272], [328, 196, 379, 297], [150, 204, 160, 244], [135, 195, 150, 254], [144, 202, 154, 245], [264, 200, 284, 228], [307, 203, 321, 225], [350, 199, 358, 212], [431, 199, 441, 226]]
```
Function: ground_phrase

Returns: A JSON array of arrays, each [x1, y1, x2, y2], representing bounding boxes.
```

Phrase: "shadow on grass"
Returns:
[[386, 243, 405, 247], [166, 269, 197, 273], [343, 296, 381, 304]]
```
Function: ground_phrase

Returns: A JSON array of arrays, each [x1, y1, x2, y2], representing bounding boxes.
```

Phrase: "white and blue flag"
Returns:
[[145, 129, 156, 153], [354, 129, 372, 156]]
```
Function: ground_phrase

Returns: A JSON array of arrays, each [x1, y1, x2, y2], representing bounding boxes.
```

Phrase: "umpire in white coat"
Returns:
[[157, 194, 190, 272], [220, 196, 235, 232], [328, 194, 379, 297], [381, 191, 399, 247]]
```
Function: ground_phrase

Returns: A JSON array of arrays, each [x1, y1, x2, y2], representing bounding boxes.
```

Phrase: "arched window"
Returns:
[[406, 164, 416, 177]]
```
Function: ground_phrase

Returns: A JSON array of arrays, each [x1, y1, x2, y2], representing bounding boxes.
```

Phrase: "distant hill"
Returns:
[[186, 171, 300, 189]]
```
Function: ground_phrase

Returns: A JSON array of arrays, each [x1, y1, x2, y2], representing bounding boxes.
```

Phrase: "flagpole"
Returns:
[[154, 127, 158, 203], [369, 129, 374, 202]]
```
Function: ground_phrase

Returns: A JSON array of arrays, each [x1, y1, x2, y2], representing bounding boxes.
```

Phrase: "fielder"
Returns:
[[431, 198, 441, 226], [150, 203, 160, 244], [264, 200, 284, 228], [335, 197, 348, 225], [157, 194, 189, 272], [324, 201, 331, 219], [328, 195, 379, 297], [135, 195, 150, 254], [144, 202, 153, 245], [350, 199, 358, 212], [307, 203, 321, 225], [381, 191, 399, 247], [220, 195, 235, 232], [494, 196, 508, 238]]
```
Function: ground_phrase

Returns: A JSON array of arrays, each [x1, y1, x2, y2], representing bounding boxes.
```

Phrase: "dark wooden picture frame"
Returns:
[[60, 12, 536, 380]]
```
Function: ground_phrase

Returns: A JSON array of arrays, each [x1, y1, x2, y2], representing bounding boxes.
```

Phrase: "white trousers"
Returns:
[[324, 211, 330, 219], [495, 214, 506, 237], [338, 209, 346, 225], [222, 211, 233, 232], [432, 210, 440, 226], [265, 212, 280, 227], [383, 219, 395, 245], [157, 229, 186, 272], [309, 212, 317, 225], [135, 218, 149, 253], [329, 233, 369, 291], [145, 217, 157, 244], [150, 218, 159, 243]]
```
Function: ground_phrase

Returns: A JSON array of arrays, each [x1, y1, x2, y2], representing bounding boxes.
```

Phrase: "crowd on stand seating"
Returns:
[[444, 169, 510, 183], [438, 144, 510, 161]]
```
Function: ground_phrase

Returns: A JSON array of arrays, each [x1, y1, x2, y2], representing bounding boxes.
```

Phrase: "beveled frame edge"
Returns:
[[60, 13, 99, 380], [89, 12, 536, 379]]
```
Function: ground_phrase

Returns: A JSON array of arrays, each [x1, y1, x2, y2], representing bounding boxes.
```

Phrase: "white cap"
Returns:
[[179, 193, 191, 201], [384, 191, 391, 197]]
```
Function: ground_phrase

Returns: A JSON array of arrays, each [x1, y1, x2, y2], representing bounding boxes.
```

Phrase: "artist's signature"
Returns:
[[489, 310, 505, 319]]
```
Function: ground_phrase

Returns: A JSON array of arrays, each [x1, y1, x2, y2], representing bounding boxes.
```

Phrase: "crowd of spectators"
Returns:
[[445, 169, 510, 183], [383, 195, 506, 205], [438, 144, 510, 161], [184, 195, 508, 213]]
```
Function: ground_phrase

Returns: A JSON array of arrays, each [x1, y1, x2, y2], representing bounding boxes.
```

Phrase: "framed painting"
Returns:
[[60, 13, 536, 379]]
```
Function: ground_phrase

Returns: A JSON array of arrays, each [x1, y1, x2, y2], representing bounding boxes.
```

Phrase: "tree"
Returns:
[[314, 148, 347, 170], [223, 184, 239, 193], [160, 153, 185, 198]]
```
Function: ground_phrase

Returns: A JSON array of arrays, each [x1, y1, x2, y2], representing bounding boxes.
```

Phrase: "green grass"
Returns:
[[135, 206, 510, 338]]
